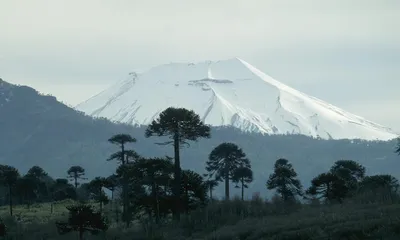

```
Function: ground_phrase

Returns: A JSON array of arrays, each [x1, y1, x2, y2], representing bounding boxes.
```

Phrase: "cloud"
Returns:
[[0, 0, 399, 127]]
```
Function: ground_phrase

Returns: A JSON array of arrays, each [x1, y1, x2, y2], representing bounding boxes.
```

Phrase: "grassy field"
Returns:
[[0, 198, 400, 239]]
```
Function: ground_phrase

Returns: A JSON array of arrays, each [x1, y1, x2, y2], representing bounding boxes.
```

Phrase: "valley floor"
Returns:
[[0, 198, 400, 240]]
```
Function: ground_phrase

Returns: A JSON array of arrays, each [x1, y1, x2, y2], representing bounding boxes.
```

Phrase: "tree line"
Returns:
[[0, 107, 399, 232]]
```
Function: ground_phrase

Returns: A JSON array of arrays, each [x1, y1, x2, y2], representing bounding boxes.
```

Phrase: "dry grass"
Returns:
[[0, 196, 399, 239]]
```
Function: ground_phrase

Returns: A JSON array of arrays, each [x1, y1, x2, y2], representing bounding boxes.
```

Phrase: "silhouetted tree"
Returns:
[[119, 157, 173, 223], [358, 174, 399, 201], [360, 174, 399, 192], [104, 174, 119, 201], [0, 165, 20, 216], [266, 159, 303, 202], [88, 177, 108, 213], [145, 107, 210, 220], [55, 204, 108, 240], [108, 134, 137, 165], [67, 166, 87, 189], [181, 170, 208, 213], [233, 166, 253, 200], [107, 150, 140, 165], [25, 166, 50, 202], [206, 142, 250, 200], [50, 178, 76, 202], [203, 174, 218, 201], [108, 133, 137, 226], [306, 172, 347, 203], [16, 176, 37, 207], [330, 160, 365, 195], [0, 221, 6, 237]]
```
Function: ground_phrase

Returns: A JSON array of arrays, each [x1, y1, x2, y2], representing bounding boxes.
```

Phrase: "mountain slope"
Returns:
[[76, 58, 397, 141], [0, 78, 138, 177], [1, 78, 400, 198]]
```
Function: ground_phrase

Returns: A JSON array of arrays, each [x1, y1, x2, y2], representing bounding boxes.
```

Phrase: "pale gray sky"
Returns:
[[1, 0, 399, 130]]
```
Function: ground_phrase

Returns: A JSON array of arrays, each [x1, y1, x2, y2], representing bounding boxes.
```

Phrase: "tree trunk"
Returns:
[[74, 176, 78, 189], [121, 143, 130, 227], [115, 202, 119, 223], [209, 186, 213, 201], [241, 179, 244, 201], [79, 227, 84, 240], [173, 132, 181, 220], [225, 163, 230, 200], [151, 176, 160, 224], [184, 177, 189, 214], [8, 185, 13, 216]]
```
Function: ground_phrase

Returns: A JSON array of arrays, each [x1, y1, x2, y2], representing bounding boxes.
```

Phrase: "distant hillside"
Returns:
[[1, 78, 399, 198]]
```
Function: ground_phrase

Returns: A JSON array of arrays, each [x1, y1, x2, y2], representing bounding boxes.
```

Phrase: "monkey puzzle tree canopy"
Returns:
[[145, 107, 210, 220]]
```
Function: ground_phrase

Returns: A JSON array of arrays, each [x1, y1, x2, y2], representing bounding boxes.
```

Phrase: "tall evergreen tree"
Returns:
[[108, 134, 137, 165], [359, 174, 399, 192], [55, 204, 108, 240], [266, 159, 302, 202], [108, 133, 137, 226], [358, 174, 399, 201], [107, 150, 140, 164], [24, 166, 50, 202], [232, 166, 253, 200], [120, 156, 173, 223], [203, 175, 218, 201], [0, 165, 20, 216], [181, 170, 208, 213], [206, 142, 250, 200], [145, 107, 210, 220], [330, 160, 365, 194], [306, 172, 347, 203], [16, 176, 37, 207], [50, 178, 76, 201], [88, 177, 108, 213], [67, 166, 87, 189], [104, 174, 119, 201]]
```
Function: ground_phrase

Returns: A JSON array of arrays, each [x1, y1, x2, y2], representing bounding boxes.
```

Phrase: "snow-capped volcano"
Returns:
[[75, 58, 397, 141]]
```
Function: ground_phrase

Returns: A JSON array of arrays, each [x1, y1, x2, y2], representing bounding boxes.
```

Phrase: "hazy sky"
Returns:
[[1, 0, 399, 130]]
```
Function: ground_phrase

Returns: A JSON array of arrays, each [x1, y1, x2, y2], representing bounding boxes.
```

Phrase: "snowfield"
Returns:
[[75, 58, 397, 141]]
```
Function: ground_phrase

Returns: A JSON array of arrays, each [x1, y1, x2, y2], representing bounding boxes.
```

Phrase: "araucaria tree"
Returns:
[[306, 172, 347, 203], [108, 133, 137, 226], [203, 176, 218, 201], [55, 204, 108, 240], [145, 107, 210, 220], [266, 159, 302, 202], [181, 170, 208, 213], [233, 166, 253, 200], [330, 160, 365, 194], [67, 166, 86, 189], [0, 165, 20, 216], [108, 134, 137, 165], [88, 177, 109, 213], [206, 142, 250, 200]]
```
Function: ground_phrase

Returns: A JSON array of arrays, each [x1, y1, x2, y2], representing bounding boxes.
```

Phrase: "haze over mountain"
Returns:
[[76, 58, 397, 141], [1, 78, 399, 198]]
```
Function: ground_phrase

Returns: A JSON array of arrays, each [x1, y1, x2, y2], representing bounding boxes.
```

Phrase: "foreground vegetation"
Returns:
[[0, 107, 400, 239], [1, 197, 400, 239]]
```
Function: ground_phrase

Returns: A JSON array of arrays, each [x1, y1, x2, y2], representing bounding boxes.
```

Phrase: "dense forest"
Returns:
[[0, 107, 400, 239]]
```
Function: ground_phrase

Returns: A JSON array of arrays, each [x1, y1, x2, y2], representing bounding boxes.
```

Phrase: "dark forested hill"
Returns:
[[1, 78, 399, 198]]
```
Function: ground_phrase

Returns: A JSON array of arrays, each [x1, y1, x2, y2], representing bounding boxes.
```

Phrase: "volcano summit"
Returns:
[[76, 58, 397, 141]]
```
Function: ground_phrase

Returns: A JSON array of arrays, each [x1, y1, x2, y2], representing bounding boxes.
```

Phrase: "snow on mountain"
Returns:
[[75, 58, 397, 141]]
